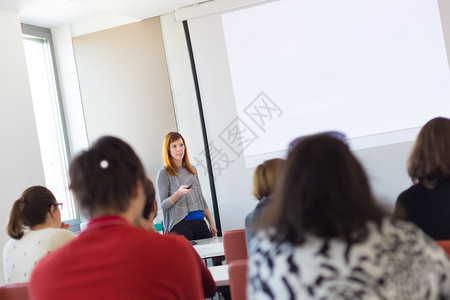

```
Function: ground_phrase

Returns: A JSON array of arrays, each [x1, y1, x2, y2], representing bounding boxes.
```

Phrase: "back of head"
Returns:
[[142, 177, 156, 220], [260, 132, 385, 245], [69, 136, 146, 219], [253, 158, 285, 200], [7, 186, 57, 239], [408, 117, 450, 185]]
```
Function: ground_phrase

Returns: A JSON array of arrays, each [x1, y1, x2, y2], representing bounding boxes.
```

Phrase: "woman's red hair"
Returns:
[[162, 132, 197, 177]]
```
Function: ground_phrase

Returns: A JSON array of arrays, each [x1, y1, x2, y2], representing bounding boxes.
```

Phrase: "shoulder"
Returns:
[[54, 229, 76, 242], [3, 238, 17, 255], [131, 228, 191, 249], [38, 228, 76, 250], [156, 167, 171, 180], [41, 228, 75, 239], [374, 218, 437, 249], [155, 233, 194, 251], [139, 232, 198, 263], [397, 184, 423, 204], [248, 229, 276, 254], [245, 210, 255, 225], [157, 166, 168, 175]]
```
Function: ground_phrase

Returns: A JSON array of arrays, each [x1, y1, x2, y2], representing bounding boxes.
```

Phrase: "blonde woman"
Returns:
[[245, 158, 285, 247]]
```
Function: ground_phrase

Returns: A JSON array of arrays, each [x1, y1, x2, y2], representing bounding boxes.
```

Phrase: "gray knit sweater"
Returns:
[[156, 166, 209, 232]]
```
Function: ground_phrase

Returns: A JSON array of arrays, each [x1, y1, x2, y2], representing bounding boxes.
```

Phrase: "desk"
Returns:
[[193, 237, 224, 259], [208, 265, 229, 287]]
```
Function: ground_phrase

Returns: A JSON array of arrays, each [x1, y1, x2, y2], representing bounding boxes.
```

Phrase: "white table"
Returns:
[[193, 236, 224, 259], [208, 264, 229, 287]]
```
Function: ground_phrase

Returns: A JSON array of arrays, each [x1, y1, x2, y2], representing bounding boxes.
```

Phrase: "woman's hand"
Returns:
[[169, 185, 192, 205], [209, 223, 218, 237], [60, 222, 70, 229], [177, 184, 193, 195]]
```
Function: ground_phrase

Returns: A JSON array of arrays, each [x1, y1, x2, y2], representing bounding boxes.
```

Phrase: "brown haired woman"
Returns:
[[156, 132, 217, 240], [245, 158, 285, 247], [394, 117, 450, 240], [248, 133, 450, 299], [2, 186, 74, 284]]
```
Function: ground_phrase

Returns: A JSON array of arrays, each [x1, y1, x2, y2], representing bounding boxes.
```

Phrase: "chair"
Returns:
[[0, 283, 30, 300], [228, 259, 248, 300], [223, 229, 248, 263], [436, 240, 450, 256]]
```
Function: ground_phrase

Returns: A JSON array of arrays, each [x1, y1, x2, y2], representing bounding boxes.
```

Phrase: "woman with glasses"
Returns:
[[3, 185, 75, 284], [248, 132, 450, 299]]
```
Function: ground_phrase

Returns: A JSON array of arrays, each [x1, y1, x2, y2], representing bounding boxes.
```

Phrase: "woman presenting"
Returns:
[[157, 132, 217, 240]]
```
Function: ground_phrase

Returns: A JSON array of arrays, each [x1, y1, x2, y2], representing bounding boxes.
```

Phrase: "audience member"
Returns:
[[248, 132, 450, 299], [394, 117, 450, 240], [138, 177, 158, 232], [30, 136, 206, 299], [140, 177, 216, 298], [3, 186, 74, 284], [245, 158, 285, 247]]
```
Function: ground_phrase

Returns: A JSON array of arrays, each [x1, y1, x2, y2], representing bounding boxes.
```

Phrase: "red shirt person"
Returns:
[[30, 136, 206, 300]]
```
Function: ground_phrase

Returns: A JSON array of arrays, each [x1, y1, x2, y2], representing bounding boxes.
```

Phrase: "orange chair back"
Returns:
[[223, 229, 248, 263], [228, 259, 248, 300], [0, 283, 29, 300], [436, 240, 450, 256]]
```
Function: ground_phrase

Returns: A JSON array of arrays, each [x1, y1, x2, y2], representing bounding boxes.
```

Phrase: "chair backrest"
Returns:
[[0, 283, 29, 300], [436, 240, 450, 256], [223, 229, 248, 263], [228, 259, 248, 300]]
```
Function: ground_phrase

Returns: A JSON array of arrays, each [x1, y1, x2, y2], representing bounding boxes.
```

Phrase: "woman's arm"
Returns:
[[157, 170, 192, 210], [204, 208, 218, 237]]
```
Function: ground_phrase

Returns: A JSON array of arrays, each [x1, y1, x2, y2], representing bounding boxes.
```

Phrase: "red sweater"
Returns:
[[30, 216, 209, 300]]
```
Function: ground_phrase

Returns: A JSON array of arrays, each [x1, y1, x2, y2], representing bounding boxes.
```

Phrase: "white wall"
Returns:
[[71, 17, 177, 183], [159, 14, 216, 224], [0, 9, 46, 284], [353, 141, 414, 211]]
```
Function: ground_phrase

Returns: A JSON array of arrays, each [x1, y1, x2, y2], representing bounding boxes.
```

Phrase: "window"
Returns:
[[21, 24, 80, 230]]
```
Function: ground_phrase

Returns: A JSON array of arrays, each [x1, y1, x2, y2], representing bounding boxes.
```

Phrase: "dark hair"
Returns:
[[69, 136, 146, 218], [259, 133, 385, 245], [407, 117, 450, 186], [142, 177, 156, 220], [253, 158, 285, 200], [7, 186, 57, 239]]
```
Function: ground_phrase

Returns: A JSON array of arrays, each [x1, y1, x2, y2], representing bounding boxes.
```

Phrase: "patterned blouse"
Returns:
[[3, 228, 75, 284], [248, 219, 450, 300]]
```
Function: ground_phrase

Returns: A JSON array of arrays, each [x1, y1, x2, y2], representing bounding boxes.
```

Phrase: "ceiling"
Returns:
[[0, 0, 211, 31]]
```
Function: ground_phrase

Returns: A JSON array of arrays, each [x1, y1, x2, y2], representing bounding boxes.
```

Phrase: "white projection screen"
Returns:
[[186, 0, 450, 231]]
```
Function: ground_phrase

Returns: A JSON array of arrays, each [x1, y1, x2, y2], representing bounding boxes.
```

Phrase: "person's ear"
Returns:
[[48, 205, 56, 218], [148, 200, 157, 221], [132, 180, 143, 198], [151, 200, 157, 213]]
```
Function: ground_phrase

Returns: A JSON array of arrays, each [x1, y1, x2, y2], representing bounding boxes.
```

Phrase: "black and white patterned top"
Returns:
[[248, 219, 450, 300]]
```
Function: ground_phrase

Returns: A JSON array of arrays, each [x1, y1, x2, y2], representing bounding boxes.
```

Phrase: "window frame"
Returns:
[[21, 24, 81, 233]]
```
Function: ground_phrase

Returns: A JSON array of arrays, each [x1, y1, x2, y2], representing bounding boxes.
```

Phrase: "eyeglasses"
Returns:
[[289, 131, 347, 152], [52, 203, 63, 210]]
